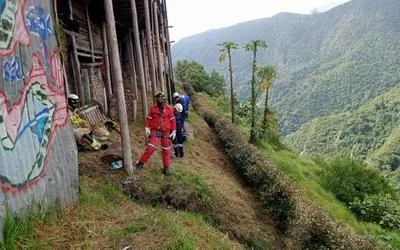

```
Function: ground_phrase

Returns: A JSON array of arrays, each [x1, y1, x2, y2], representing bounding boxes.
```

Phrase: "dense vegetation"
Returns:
[[172, 0, 400, 135], [285, 85, 400, 169], [175, 59, 226, 97]]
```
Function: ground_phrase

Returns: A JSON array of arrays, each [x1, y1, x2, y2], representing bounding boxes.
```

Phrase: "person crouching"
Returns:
[[135, 92, 176, 175]]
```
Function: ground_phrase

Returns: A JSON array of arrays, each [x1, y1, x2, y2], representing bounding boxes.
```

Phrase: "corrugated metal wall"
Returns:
[[0, 0, 79, 241]]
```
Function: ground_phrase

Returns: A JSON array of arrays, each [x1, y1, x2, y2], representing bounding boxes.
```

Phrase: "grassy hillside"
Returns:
[[2, 106, 288, 249], [186, 85, 400, 248], [285, 84, 400, 168], [172, 0, 400, 134]]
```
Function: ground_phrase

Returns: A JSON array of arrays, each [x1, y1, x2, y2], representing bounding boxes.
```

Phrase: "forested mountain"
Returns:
[[172, 0, 400, 135], [285, 84, 400, 170]]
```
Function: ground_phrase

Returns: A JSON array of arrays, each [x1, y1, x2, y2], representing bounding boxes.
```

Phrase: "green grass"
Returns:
[[261, 143, 400, 248], [0, 200, 64, 250], [3, 173, 241, 249]]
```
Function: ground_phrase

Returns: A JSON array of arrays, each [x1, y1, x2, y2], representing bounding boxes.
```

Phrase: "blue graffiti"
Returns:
[[0, 0, 5, 16], [17, 108, 50, 143], [3, 57, 23, 81], [26, 6, 53, 65]]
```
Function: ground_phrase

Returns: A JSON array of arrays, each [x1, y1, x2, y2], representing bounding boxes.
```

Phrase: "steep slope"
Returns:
[[172, 0, 400, 134], [21, 107, 289, 248], [285, 84, 400, 168]]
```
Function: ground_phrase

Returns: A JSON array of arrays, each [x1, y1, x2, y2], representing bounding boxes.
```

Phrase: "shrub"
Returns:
[[320, 157, 394, 205], [350, 194, 400, 230]]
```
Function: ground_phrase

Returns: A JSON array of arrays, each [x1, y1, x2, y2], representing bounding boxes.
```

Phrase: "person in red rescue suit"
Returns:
[[135, 92, 176, 175]]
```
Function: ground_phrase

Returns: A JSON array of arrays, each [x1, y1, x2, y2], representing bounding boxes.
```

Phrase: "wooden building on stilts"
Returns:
[[54, 0, 175, 174]]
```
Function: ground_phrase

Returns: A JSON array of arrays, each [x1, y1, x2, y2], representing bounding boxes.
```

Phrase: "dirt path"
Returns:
[[131, 112, 290, 248]]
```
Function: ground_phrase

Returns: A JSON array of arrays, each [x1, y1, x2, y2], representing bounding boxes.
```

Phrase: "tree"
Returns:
[[218, 41, 239, 123], [208, 70, 226, 97], [257, 65, 278, 140], [175, 59, 190, 82], [245, 39, 268, 144], [174, 60, 225, 97]]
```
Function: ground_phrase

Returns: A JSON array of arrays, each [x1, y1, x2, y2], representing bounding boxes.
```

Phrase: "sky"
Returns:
[[167, 0, 351, 42]]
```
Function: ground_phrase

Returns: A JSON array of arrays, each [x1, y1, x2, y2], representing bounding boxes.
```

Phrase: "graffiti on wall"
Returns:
[[0, 0, 29, 56], [3, 56, 23, 80], [26, 6, 53, 65], [0, 53, 68, 194], [0, 0, 69, 195]]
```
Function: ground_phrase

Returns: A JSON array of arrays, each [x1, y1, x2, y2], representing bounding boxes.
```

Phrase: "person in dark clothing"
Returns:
[[173, 103, 185, 157]]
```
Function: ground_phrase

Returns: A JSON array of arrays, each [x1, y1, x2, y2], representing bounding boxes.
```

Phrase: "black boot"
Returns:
[[163, 166, 170, 176], [174, 147, 179, 157], [179, 147, 184, 158], [135, 162, 144, 170]]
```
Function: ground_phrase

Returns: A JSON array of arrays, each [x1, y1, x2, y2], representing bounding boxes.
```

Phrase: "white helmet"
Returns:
[[174, 103, 183, 112], [68, 93, 79, 100], [173, 92, 180, 98]]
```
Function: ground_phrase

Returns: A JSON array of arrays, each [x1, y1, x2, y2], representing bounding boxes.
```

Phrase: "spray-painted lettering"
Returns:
[[3, 56, 23, 80]]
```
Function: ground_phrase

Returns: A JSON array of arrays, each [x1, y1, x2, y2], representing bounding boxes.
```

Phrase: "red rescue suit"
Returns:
[[139, 105, 176, 168]]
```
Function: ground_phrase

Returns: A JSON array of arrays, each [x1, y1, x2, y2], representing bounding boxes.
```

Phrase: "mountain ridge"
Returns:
[[172, 0, 400, 135]]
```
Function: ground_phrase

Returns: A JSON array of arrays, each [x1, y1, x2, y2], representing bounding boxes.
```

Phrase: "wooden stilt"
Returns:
[[153, 2, 166, 94], [130, 0, 149, 126], [127, 35, 138, 122], [144, 0, 157, 97], [104, 0, 134, 174], [102, 22, 112, 116]]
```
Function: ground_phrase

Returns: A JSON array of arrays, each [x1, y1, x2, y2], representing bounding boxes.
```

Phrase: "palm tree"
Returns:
[[257, 66, 278, 139], [245, 39, 268, 144], [218, 41, 239, 123]]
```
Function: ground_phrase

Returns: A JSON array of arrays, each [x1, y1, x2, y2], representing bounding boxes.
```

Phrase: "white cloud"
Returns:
[[167, 0, 351, 42]]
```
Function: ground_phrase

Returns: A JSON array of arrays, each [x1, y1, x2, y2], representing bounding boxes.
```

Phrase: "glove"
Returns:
[[170, 130, 176, 140], [145, 127, 151, 137]]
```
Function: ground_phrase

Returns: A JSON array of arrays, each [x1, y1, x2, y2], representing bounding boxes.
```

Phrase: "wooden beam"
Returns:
[[85, 2, 95, 63], [102, 22, 113, 116], [144, 0, 157, 98], [104, 0, 134, 174], [68, 0, 85, 104], [130, 0, 149, 124], [153, 2, 166, 95]]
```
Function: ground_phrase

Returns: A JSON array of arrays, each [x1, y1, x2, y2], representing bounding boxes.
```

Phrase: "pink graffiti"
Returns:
[[0, 52, 68, 194], [0, 0, 30, 56]]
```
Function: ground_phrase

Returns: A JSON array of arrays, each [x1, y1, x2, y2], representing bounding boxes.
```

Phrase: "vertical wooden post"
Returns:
[[85, 2, 95, 63], [68, 0, 85, 104], [104, 0, 134, 174], [153, 2, 165, 94], [144, 0, 157, 97], [141, 31, 150, 95], [161, 0, 175, 95], [102, 22, 112, 116], [159, 4, 170, 103], [130, 0, 149, 123], [126, 35, 138, 122]]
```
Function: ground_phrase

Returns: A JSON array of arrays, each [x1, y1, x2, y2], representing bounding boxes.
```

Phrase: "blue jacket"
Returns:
[[179, 95, 190, 119]]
